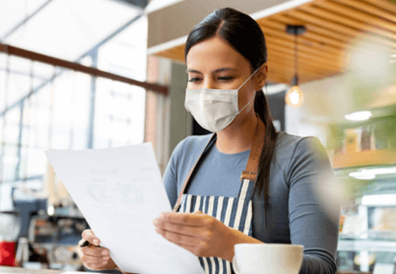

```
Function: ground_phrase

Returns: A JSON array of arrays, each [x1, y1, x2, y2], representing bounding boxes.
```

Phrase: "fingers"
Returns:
[[156, 229, 213, 258], [81, 254, 110, 270], [82, 229, 100, 246], [78, 230, 117, 271], [155, 228, 196, 247], [82, 245, 110, 257], [81, 253, 110, 264], [158, 212, 209, 227], [79, 245, 111, 270], [85, 261, 108, 270], [153, 218, 203, 237]]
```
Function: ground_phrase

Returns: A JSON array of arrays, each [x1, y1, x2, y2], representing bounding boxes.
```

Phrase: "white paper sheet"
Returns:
[[45, 143, 204, 274]]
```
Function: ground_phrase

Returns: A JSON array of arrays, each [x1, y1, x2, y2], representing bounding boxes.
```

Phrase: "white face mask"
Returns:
[[184, 67, 260, 132]]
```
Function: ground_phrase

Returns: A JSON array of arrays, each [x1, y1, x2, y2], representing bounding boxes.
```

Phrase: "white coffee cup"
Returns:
[[232, 243, 303, 274]]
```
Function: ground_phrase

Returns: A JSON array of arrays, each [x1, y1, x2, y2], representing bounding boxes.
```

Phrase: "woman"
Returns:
[[78, 7, 339, 274]]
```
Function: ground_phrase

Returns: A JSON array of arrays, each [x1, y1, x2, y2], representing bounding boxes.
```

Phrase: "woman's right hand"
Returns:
[[78, 229, 118, 271]]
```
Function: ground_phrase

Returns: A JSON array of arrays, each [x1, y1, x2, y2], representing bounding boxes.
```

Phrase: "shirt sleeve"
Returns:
[[286, 137, 340, 274]]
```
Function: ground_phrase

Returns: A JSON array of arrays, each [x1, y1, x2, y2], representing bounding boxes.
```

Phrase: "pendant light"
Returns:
[[285, 25, 306, 107]]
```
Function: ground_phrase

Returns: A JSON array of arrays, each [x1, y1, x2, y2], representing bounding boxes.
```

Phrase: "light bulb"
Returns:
[[285, 85, 303, 107]]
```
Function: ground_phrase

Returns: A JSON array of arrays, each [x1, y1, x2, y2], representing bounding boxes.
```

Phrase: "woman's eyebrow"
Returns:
[[186, 67, 239, 74]]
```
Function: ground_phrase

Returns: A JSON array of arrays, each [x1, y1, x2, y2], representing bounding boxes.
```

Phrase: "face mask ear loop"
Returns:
[[237, 66, 261, 90], [237, 66, 261, 113], [265, 81, 268, 96], [238, 90, 257, 113]]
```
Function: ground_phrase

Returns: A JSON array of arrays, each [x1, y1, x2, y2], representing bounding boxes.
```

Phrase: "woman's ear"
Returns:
[[254, 63, 268, 91]]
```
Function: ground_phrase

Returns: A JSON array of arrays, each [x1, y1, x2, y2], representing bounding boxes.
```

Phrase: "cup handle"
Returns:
[[232, 256, 240, 274]]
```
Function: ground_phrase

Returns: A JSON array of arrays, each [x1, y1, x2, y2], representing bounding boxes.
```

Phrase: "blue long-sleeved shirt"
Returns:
[[163, 131, 339, 274]]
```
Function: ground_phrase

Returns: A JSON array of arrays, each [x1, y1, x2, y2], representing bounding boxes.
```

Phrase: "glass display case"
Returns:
[[335, 166, 396, 273], [333, 122, 396, 274]]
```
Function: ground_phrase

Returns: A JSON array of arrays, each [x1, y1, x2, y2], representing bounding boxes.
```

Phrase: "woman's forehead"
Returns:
[[186, 36, 250, 72]]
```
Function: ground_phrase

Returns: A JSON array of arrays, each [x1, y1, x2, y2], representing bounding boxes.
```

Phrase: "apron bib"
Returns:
[[173, 116, 266, 274]]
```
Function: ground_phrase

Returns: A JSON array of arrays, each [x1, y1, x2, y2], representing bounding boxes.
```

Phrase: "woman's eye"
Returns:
[[218, 76, 234, 81], [188, 77, 201, 82]]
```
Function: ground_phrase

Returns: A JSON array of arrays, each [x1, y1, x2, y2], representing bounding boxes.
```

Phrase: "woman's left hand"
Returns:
[[153, 211, 239, 261]]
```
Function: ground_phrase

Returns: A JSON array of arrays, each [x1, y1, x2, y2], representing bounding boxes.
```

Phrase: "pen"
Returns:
[[80, 240, 90, 247]]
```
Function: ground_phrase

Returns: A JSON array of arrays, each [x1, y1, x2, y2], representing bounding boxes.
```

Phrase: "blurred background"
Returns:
[[0, 0, 396, 273]]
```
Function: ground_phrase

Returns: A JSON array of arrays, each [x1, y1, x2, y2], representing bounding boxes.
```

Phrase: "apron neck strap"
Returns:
[[240, 115, 266, 182], [172, 116, 266, 212]]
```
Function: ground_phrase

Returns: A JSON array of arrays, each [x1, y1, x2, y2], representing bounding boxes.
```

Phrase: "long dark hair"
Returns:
[[185, 8, 278, 209]]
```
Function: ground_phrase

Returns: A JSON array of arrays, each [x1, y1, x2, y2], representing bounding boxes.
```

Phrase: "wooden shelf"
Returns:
[[333, 149, 396, 169]]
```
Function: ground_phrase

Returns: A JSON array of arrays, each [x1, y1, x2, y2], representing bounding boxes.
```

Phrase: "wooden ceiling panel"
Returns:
[[364, 0, 396, 14], [265, 34, 345, 67], [268, 50, 339, 74], [301, 4, 396, 41], [315, 1, 396, 38], [257, 23, 341, 56], [281, 8, 395, 47], [272, 13, 354, 45], [261, 18, 348, 50], [152, 0, 396, 84], [266, 43, 341, 71], [337, 0, 396, 24]]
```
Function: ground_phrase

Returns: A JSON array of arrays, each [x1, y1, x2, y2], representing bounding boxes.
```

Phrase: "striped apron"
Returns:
[[173, 116, 266, 274]]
